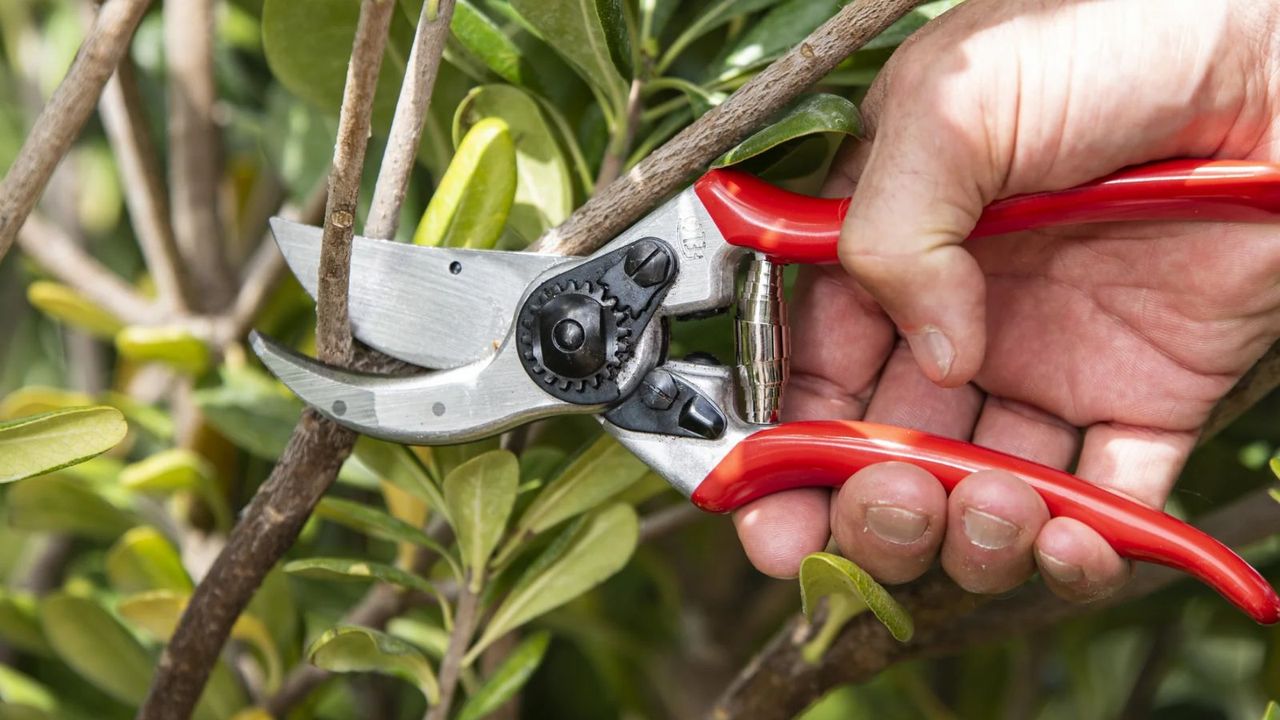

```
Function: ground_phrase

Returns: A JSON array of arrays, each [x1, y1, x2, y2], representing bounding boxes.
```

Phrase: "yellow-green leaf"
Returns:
[[512, 435, 647, 538], [25, 281, 124, 337], [456, 631, 550, 720], [0, 665, 57, 717], [115, 325, 211, 374], [414, 117, 516, 249], [39, 593, 153, 705], [1263, 701, 1279, 720], [799, 552, 913, 645], [454, 85, 573, 243], [713, 94, 861, 168], [308, 626, 440, 703], [350, 437, 447, 516], [509, 0, 627, 116], [387, 617, 449, 660], [106, 526, 192, 594], [445, 450, 518, 589], [6, 474, 135, 540], [284, 557, 436, 595], [119, 449, 230, 530], [382, 479, 430, 568], [314, 497, 460, 580], [469, 503, 637, 661], [0, 407, 127, 484], [0, 592, 48, 657], [118, 590, 283, 692], [1269, 456, 1280, 480], [0, 387, 93, 420]]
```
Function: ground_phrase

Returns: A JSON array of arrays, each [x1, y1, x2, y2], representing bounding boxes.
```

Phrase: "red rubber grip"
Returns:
[[693, 159, 1280, 263], [691, 421, 1280, 624]]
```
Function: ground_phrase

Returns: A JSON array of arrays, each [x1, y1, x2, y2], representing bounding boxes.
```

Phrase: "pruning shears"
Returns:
[[252, 158, 1280, 624]]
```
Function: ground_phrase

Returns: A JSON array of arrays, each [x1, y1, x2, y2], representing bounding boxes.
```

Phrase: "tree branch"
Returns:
[[136, 1, 397, 717], [426, 584, 481, 720], [99, 56, 191, 313], [0, 0, 153, 261], [164, 0, 235, 310], [17, 212, 164, 325], [711, 340, 1280, 719], [530, 0, 928, 255], [365, 0, 457, 241]]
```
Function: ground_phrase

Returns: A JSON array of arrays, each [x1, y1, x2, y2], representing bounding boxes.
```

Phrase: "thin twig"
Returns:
[[639, 503, 703, 543], [164, 0, 235, 310], [365, 0, 457, 241], [17, 212, 164, 324], [594, 77, 646, 192], [427, 585, 481, 720], [315, 0, 397, 366], [530, 0, 929, 255], [136, 2, 397, 717], [0, 0, 154, 261], [99, 56, 190, 313]]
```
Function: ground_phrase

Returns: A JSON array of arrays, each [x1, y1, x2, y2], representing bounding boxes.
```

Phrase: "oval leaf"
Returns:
[[509, 0, 627, 115], [0, 407, 127, 483], [0, 387, 93, 420], [308, 626, 440, 703], [471, 503, 638, 660], [7, 474, 135, 540], [0, 591, 49, 657], [119, 448, 230, 530], [444, 450, 518, 588], [713, 94, 861, 168], [413, 117, 516, 249], [659, 0, 780, 72], [448, 0, 525, 85], [39, 593, 152, 705], [799, 552, 913, 643], [350, 437, 447, 515], [0, 665, 57, 716], [106, 526, 192, 594], [456, 631, 550, 720], [314, 497, 460, 579], [512, 435, 647, 539], [115, 325, 211, 374], [454, 85, 574, 243], [193, 366, 302, 459], [284, 557, 436, 595], [711, 0, 842, 81], [25, 281, 123, 338]]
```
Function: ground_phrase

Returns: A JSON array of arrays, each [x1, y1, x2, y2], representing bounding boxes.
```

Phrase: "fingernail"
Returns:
[[908, 326, 954, 380], [1037, 550, 1084, 584], [865, 505, 928, 544], [962, 508, 1019, 550]]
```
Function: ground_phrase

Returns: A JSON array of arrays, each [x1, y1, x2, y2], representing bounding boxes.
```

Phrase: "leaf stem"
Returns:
[[425, 580, 482, 720]]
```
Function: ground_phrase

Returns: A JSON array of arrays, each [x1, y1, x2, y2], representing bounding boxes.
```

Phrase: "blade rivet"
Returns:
[[331, 400, 347, 416], [449, 261, 462, 275], [432, 402, 445, 416]]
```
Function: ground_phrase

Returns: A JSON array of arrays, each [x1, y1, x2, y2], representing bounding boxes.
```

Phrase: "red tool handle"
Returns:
[[692, 421, 1280, 624], [693, 159, 1280, 264]]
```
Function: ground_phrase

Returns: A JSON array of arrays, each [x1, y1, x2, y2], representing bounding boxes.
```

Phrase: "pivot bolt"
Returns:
[[639, 369, 679, 411], [624, 238, 673, 288], [552, 318, 585, 351]]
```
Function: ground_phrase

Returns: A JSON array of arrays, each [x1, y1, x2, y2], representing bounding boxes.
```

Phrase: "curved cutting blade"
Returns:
[[250, 332, 597, 444], [270, 218, 567, 369]]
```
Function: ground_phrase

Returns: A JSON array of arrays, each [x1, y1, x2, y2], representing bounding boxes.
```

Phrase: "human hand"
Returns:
[[733, 0, 1280, 602]]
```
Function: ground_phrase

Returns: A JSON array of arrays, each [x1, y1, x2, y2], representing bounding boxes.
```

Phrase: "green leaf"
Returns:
[[193, 365, 302, 459], [308, 626, 440, 703], [7, 474, 135, 540], [262, 84, 338, 200], [711, 0, 843, 82], [117, 590, 283, 693], [413, 117, 516, 249], [0, 387, 93, 419], [658, 0, 780, 72], [596, 0, 632, 79], [0, 407, 127, 483], [25, 281, 124, 338], [350, 437, 447, 515], [861, 0, 961, 51], [284, 557, 436, 595], [106, 526, 193, 594], [0, 665, 57, 717], [509, 0, 627, 120], [444, 450, 518, 589], [314, 497, 461, 579], [101, 391, 174, 440], [454, 84, 574, 242], [119, 449, 231, 530], [713, 94, 861, 168], [262, 0, 403, 128], [447, 0, 526, 85], [512, 435, 648, 538], [470, 503, 638, 661], [39, 593, 152, 705], [1271, 488, 1280, 504], [519, 446, 566, 485], [114, 326, 211, 375], [456, 631, 550, 720], [0, 592, 48, 656], [1269, 456, 1280, 480], [387, 617, 449, 660], [799, 552, 913, 644], [1263, 701, 1279, 720]]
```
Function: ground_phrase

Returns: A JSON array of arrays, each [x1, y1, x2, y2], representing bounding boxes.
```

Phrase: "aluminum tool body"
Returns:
[[253, 159, 1280, 624]]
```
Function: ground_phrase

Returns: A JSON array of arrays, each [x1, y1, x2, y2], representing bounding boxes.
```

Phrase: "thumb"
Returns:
[[838, 101, 993, 387]]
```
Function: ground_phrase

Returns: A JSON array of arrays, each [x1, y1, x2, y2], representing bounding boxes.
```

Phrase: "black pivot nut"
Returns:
[[537, 293, 606, 378], [623, 238, 673, 288]]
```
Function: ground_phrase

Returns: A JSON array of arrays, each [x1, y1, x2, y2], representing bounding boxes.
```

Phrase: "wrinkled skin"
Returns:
[[733, 0, 1280, 603]]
